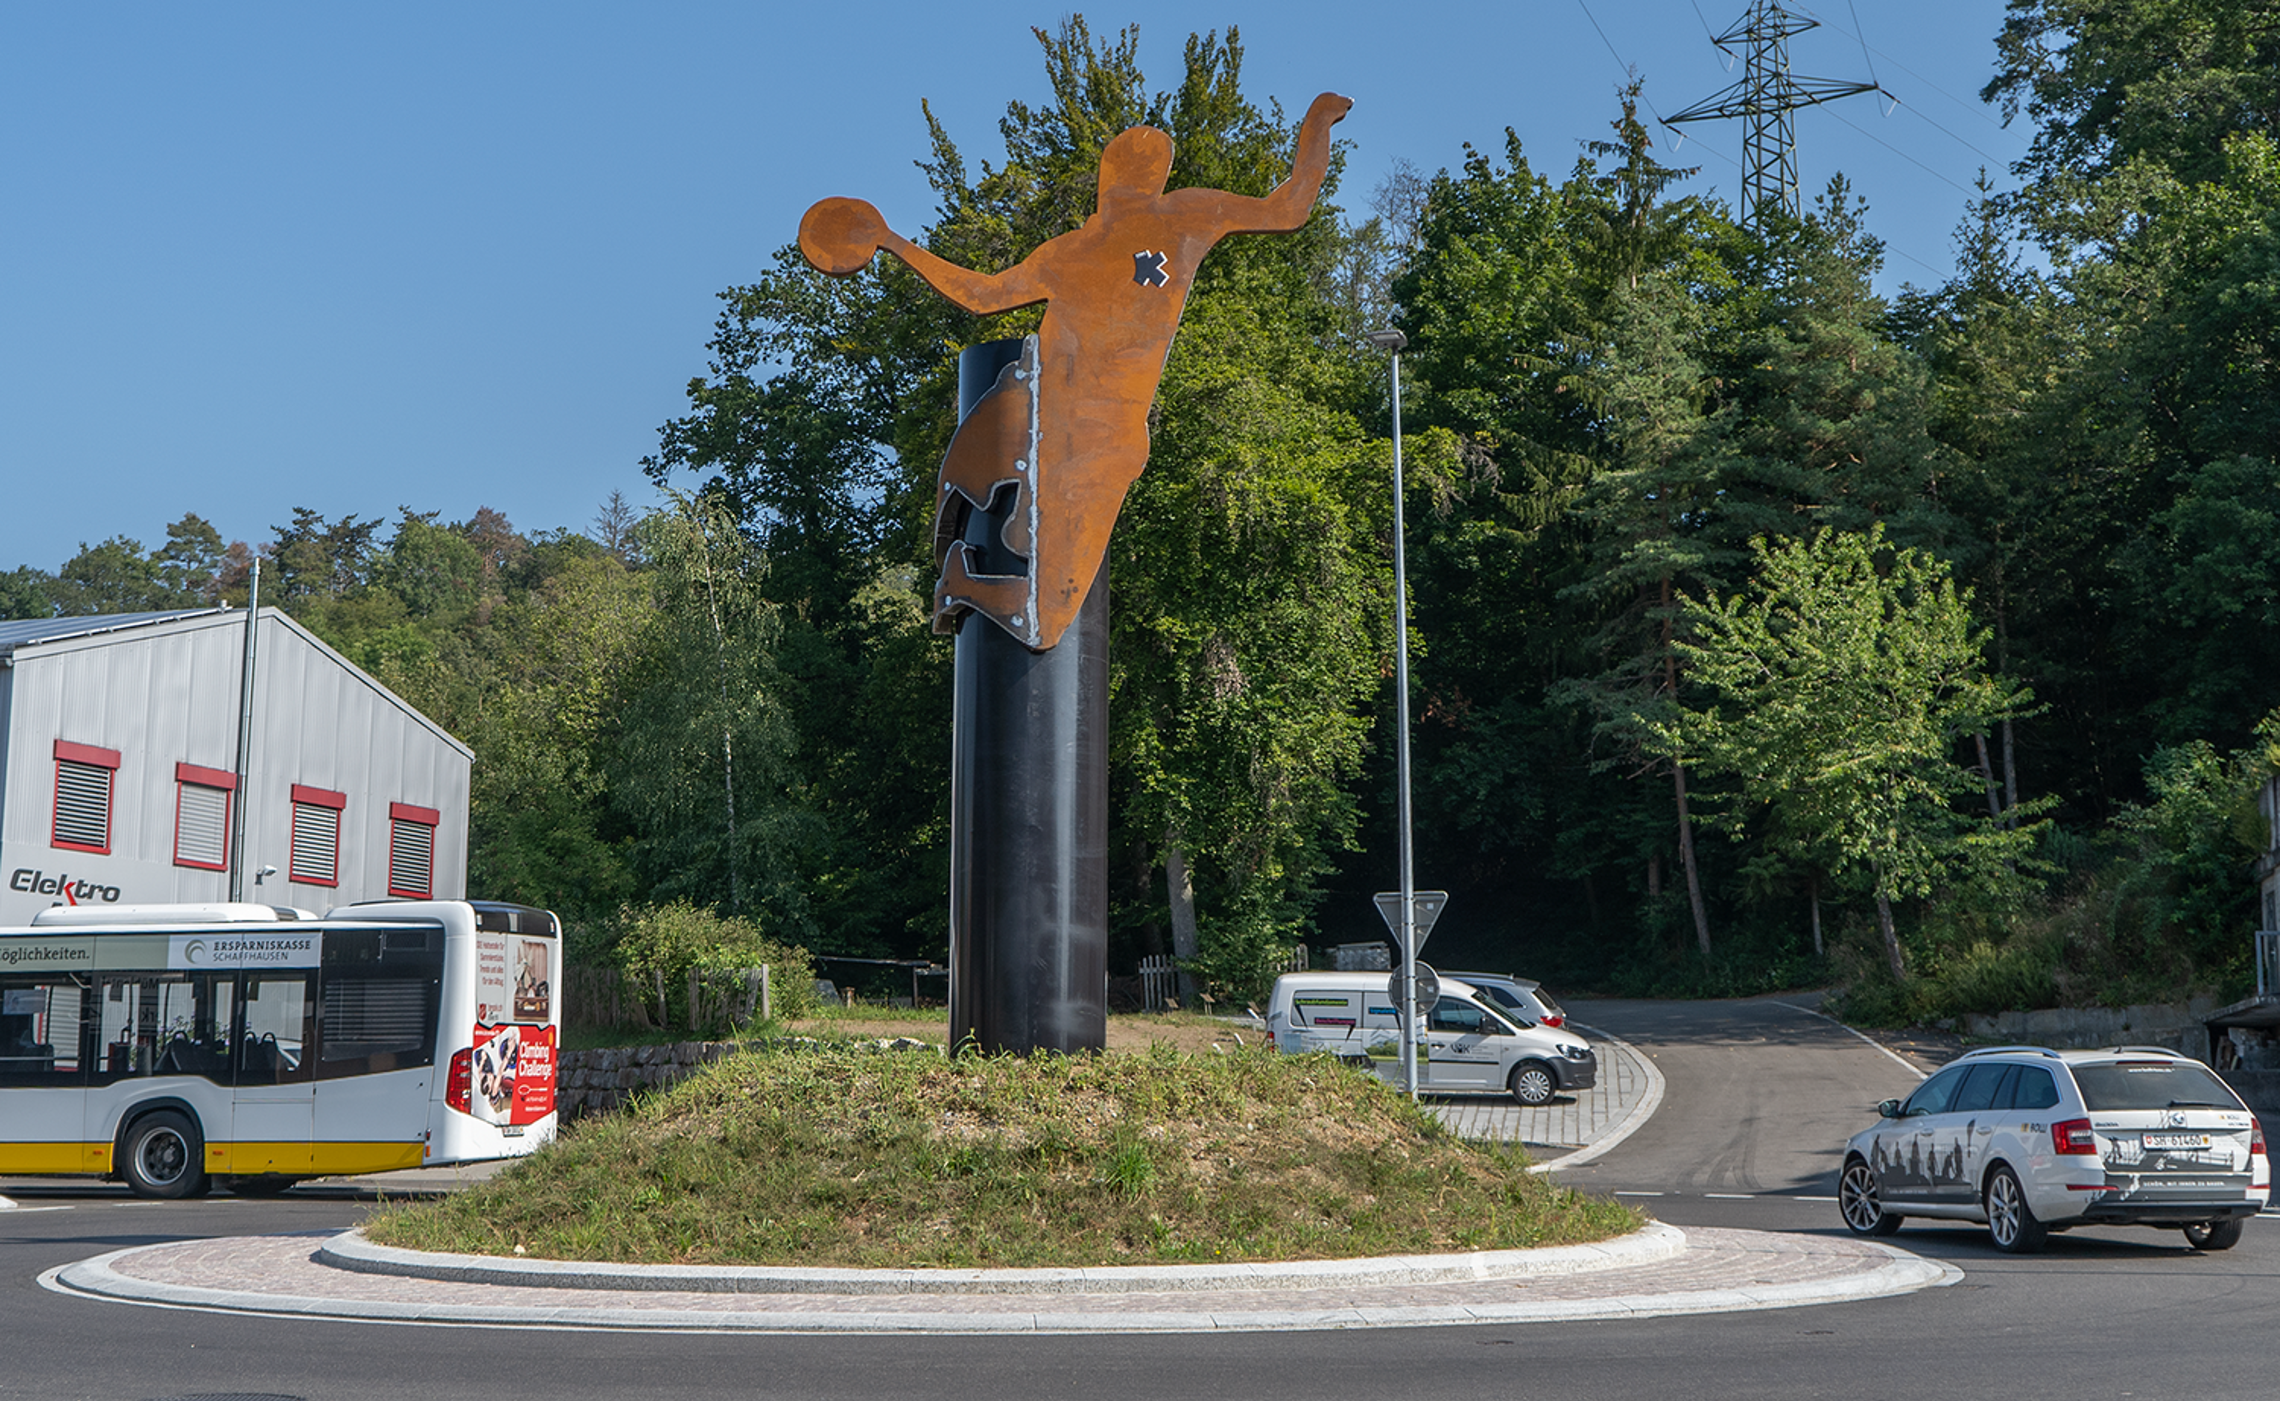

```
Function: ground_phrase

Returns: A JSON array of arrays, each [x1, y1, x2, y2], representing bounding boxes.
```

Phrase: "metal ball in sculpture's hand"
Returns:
[[799, 197, 890, 275]]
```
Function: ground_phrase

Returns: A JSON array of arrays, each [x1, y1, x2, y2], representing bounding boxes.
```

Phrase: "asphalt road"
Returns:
[[6, 996, 2277, 1401]]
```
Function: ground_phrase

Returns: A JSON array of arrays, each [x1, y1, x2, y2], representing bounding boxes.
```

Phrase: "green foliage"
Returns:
[[1649, 525, 2042, 980], [601, 899, 817, 1027]]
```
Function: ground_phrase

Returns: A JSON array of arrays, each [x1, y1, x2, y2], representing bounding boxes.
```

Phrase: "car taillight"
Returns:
[[2253, 1121, 2267, 1157], [1542, 1014, 1565, 1028], [2052, 1117, 2097, 1155], [445, 1048, 472, 1115]]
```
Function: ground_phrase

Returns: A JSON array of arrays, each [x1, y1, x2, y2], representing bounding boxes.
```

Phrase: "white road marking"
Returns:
[[1796, 1195, 1839, 1203], [1529, 1024, 1667, 1174], [1704, 1193, 1756, 1199], [1769, 1000, 1928, 1081], [1614, 1190, 1665, 1196]]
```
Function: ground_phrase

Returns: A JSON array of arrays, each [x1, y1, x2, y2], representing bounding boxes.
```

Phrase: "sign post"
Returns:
[[1374, 890, 1448, 1098]]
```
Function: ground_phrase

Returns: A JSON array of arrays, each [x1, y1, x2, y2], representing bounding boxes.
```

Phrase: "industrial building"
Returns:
[[0, 608, 471, 924]]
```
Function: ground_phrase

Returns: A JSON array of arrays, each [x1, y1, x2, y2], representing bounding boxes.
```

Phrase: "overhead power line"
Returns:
[[1574, 0, 1745, 173], [1665, 0, 1877, 228]]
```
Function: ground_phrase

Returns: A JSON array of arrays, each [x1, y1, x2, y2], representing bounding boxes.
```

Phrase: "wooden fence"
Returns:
[[565, 964, 773, 1035], [1135, 945, 1308, 1012]]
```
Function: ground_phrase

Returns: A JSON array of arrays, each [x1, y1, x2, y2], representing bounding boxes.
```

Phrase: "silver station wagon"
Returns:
[[1839, 1045, 2270, 1252]]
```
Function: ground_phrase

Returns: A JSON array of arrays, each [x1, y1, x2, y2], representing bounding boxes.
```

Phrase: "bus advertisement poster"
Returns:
[[513, 936, 550, 1021], [469, 1021, 556, 1126], [473, 928, 510, 1024]]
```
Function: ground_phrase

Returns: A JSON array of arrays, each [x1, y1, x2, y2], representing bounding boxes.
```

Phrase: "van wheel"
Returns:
[[2184, 1218, 2244, 1251], [1983, 1165, 2046, 1253], [121, 1111, 209, 1200], [1508, 1060, 1557, 1107]]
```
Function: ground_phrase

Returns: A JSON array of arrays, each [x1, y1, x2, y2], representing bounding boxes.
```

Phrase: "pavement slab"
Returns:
[[1426, 1024, 1662, 1166], [45, 1223, 1958, 1334]]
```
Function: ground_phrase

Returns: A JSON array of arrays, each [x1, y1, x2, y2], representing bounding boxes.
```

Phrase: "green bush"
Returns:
[[583, 901, 817, 1031], [1831, 712, 2277, 1025]]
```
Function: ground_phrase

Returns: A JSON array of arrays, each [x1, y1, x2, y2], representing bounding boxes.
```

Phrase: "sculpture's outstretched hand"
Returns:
[[1305, 92, 1354, 129], [800, 197, 891, 276]]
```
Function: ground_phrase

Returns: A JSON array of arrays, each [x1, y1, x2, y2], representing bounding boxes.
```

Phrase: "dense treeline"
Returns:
[[6, 10, 2274, 1013]]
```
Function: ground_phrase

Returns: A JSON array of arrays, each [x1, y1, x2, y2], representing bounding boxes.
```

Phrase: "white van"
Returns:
[[1265, 971, 1597, 1106]]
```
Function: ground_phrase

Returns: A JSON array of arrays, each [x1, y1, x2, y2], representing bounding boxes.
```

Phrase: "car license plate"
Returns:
[[2142, 1133, 2210, 1149]]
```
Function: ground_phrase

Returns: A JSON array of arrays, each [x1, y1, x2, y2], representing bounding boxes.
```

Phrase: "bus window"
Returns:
[[317, 927, 442, 1078], [239, 973, 313, 1085], [90, 973, 235, 1083], [0, 976, 87, 1084], [319, 974, 437, 1077]]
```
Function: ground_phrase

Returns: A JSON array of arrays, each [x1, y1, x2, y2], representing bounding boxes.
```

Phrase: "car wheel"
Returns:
[[2183, 1218, 2245, 1251], [1839, 1157, 1902, 1237], [121, 1110, 209, 1200], [1508, 1060, 1556, 1107], [1983, 1165, 2047, 1253]]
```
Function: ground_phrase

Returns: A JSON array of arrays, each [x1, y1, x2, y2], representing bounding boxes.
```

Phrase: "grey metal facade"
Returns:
[[0, 608, 472, 923]]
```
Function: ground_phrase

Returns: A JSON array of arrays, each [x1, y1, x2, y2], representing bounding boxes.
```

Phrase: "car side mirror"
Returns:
[[1877, 1098, 1903, 1119]]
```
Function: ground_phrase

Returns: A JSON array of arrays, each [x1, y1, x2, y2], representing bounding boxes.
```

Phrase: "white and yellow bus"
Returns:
[[0, 899, 560, 1197]]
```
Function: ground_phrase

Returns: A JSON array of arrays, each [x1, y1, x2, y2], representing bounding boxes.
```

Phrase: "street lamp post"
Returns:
[[1366, 327, 1418, 1100]]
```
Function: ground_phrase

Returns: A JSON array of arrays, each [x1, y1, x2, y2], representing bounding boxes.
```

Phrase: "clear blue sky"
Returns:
[[0, 2, 2026, 570]]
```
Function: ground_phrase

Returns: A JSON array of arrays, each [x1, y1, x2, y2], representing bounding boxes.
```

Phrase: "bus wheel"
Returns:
[[224, 1174, 300, 1197], [122, 1110, 209, 1200]]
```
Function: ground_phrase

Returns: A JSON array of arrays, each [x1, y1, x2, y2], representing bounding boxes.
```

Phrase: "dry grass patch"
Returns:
[[368, 1041, 1637, 1268]]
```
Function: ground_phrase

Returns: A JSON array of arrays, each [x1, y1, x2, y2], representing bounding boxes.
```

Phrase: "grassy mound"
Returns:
[[367, 1041, 1638, 1268]]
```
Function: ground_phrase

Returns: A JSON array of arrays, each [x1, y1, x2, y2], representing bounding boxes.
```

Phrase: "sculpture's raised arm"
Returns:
[[798, 197, 1048, 314], [1184, 92, 1352, 233]]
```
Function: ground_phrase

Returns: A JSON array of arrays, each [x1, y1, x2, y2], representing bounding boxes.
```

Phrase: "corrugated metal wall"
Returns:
[[0, 610, 472, 924]]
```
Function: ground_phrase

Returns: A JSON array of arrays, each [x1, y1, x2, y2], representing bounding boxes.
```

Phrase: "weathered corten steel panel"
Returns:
[[799, 92, 1352, 652]]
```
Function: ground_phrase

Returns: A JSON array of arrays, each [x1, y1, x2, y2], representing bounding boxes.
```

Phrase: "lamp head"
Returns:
[[1365, 329, 1408, 352]]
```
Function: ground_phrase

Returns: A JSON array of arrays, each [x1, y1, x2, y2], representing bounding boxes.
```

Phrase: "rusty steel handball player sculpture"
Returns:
[[799, 92, 1352, 651]]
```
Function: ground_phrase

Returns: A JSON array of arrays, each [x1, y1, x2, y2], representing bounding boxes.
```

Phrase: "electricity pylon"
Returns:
[[1664, 0, 1877, 228]]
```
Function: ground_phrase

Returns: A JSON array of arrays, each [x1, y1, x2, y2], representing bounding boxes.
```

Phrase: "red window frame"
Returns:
[[51, 740, 121, 855], [171, 762, 238, 872], [387, 801, 440, 898], [289, 783, 346, 888]]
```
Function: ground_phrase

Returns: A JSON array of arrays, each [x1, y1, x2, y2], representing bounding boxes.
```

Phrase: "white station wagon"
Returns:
[[1839, 1045, 2270, 1252]]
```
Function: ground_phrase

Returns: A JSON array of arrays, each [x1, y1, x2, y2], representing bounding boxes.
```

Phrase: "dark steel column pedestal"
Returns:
[[945, 339, 1109, 1054]]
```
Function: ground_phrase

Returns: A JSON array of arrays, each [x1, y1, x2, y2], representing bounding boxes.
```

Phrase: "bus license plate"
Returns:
[[2143, 1133, 2209, 1149], [501, 1125, 525, 1137]]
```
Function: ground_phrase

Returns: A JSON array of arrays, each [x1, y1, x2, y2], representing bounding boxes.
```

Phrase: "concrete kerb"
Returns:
[[42, 1227, 1961, 1334], [314, 1220, 1687, 1296], [1526, 1025, 1665, 1175]]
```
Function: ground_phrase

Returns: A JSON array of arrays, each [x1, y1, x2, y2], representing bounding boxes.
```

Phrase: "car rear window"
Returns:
[[2070, 1061, 2242, 1111], [2008, 1066, 2060, 1110]]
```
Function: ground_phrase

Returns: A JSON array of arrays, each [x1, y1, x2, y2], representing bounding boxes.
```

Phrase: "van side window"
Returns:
[[1427, 997, 1495, 1034]]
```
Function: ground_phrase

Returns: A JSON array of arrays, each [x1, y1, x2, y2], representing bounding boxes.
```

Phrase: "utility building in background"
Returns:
[[0, 609, 471, 924]]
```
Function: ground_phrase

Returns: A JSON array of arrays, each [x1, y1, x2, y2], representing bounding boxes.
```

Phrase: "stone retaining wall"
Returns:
[[556, 1038, 933, 1120], [1961, 997, 2216, 1064]]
